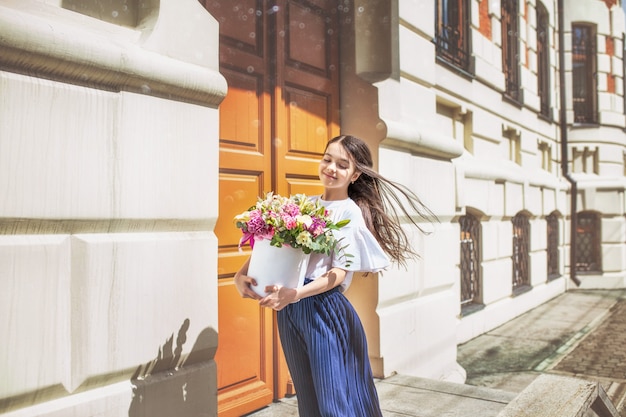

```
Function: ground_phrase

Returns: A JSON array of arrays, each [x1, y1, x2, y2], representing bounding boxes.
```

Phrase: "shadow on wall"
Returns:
[[129, 319, 218, 417]]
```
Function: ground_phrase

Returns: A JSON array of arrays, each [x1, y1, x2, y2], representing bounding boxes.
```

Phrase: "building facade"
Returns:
[[0, 0, 624, 416]]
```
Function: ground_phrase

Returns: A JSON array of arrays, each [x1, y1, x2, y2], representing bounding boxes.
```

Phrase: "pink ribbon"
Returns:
[[239, 232, 255, 249]]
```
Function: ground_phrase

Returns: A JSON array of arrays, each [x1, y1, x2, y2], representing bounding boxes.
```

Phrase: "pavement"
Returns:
[[245, 289, 626, 416]]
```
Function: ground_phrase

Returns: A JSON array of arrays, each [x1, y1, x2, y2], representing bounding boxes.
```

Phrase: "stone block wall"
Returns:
[[0, 1, 225, 415]]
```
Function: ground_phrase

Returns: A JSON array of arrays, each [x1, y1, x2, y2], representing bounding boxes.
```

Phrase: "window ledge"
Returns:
[[460, 303, 485, 317], [571, 123, 600, 129], [547, 274, 562, 282], [512, 284, 532, 297], [503, 91, 524, 107], [575, 270, 603, 276], [435, 55, 475, 81], [538, 111, 553, 124]]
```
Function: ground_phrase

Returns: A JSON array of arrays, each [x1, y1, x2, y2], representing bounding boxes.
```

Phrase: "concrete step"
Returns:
[[245, 374, 518, 417], [377, 374, 517, 417]]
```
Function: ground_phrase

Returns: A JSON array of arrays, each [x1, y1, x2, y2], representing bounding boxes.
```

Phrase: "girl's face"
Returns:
[[319, 141, 360, 195]]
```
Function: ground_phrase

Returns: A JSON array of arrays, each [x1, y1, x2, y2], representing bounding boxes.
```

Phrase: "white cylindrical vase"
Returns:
[[247, 238, 310, 297]]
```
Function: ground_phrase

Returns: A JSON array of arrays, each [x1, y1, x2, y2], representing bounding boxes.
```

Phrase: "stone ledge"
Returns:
[[0, 0, 227, 107], [496, 374, 620, 417]]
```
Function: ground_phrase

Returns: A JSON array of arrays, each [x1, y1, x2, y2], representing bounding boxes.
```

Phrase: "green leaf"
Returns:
[[335, 219, 350, 228]]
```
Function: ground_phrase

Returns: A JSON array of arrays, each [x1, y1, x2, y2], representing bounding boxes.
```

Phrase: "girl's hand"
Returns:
[[259, 285, 298, 311], [234, 272, 262, 300]]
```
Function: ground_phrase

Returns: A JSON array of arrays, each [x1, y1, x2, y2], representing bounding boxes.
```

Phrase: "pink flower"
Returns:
[[247, 215, 267, 234], [283, 203, 300, 217], [282, 214, 297, 230], [234, 193, 350, 260], [257, 227, 275, 240], [308, 217, 327, 237]]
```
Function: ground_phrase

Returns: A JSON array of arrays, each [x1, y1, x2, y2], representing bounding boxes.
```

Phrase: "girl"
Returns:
[[234, 135, 432, 417]]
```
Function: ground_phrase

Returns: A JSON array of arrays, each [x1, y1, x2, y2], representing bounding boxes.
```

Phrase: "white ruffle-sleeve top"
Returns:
[[305, 196, 390, 291]]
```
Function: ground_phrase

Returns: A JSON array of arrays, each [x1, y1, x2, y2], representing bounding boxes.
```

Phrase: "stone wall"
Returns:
[[0, 1, 225, 415]]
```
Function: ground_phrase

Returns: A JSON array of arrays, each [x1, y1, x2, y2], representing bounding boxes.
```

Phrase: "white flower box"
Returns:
[[247, 238, 310, 297]]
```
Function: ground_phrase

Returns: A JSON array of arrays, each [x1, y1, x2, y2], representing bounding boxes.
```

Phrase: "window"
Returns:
[[502, 0, 521, 101], [623, 34, 626, 117], [503, 126, 521, 164], [436, 101, 473, 153], [576, 212, 602, 273], [537, 2, 550, 118], [436, 0, 471, 72], [512, 213, 531, 292], [572, 24, 598, 124], [538, 141, 552, 172], [460, 213, 482, 314], [510, 134, 521, 164], [572, 146, 599, 174], [546, 212, 560, 279]]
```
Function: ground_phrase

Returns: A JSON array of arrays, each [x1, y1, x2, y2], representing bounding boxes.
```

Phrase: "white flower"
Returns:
[[296, 214, 313, 228], [296, 231, 312, 246]]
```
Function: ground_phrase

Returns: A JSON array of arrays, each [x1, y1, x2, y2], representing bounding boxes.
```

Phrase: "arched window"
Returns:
[[512, 213, 531, 292], [460, 213, 482, 314], [576, 212, 602, 273], [546, 212, 560, 279]]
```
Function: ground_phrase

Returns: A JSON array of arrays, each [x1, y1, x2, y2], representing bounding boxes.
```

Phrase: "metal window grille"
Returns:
[[512, 214, 530, 290], [576, 212, 602, 273], [537, 3, 550, 117], [623, 33, 626, 118], [502, 0, 521, 101], [572, 24, 598, 124], [460, 214, 481, 308], [546, 213, 560, 278], [436, 0, 471, 71]]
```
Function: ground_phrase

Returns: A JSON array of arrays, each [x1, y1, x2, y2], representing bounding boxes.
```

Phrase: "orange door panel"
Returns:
[[270, 1, 340, 395], [203, 1, 339, 415], [207, 4, 275, 412], [274, 0, 340, 196]]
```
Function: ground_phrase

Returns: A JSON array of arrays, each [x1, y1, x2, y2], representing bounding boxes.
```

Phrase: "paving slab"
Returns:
[[462, 371, 541, 394], [553, 300, 626, 380], [377, 375, 515, 417], [459, 289, 626, 416], [457, 334, 563, 374]]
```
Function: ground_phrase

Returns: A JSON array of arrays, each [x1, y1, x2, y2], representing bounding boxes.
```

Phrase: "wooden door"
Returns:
[[204, 1, 340, 416]]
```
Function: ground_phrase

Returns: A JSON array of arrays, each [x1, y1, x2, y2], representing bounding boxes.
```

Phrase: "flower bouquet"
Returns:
[[234, 192, 350, 296]]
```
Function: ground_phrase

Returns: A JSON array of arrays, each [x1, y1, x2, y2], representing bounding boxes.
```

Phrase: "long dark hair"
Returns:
[[326, 135, 435, 267]]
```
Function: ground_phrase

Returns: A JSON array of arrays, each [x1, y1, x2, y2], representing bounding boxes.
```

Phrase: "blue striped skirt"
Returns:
[[277, 280, 382, 417]]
